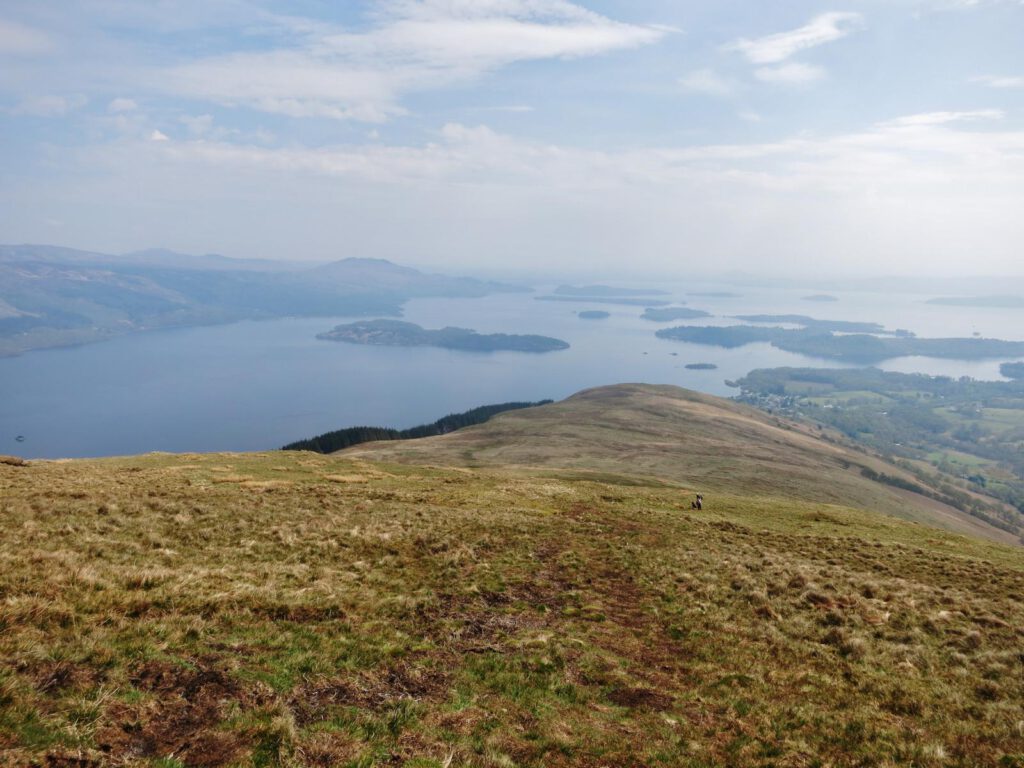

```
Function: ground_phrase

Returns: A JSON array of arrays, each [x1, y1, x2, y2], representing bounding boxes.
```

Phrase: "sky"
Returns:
[[0, 0, 1022, 278]]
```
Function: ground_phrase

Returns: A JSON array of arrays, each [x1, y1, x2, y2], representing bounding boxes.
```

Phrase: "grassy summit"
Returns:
[[1, 385, 1023, 767]]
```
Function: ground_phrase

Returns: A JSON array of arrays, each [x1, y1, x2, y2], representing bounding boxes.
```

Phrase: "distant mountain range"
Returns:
[[0, 245, 526, 356]]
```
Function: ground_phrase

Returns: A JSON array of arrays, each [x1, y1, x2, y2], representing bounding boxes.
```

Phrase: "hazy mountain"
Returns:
[[0, 246, 527, 357], [121, 248, 294, 272], [308, 257, 527, 298], [0, 244, 116, 265]]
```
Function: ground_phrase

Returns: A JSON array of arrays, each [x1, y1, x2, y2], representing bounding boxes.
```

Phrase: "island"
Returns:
[[656, 324, 1024, 364], [1002, 362, 1024, 380], [927, 295, 1024, 308], [803, 294, 839, 302], [554, 284, 669, 297], [731, 315, 887, 334], [641, 306, 712, 322], [685, 363, 718, 370], [317, 319, 570, 353], [577, 310, 611, 320]]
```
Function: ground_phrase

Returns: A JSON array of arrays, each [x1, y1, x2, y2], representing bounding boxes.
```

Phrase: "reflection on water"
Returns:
[[1, 283, 1022, 458]]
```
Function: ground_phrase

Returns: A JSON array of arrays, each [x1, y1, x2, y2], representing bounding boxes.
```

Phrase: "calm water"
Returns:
[[3, 283, 1023, 458]]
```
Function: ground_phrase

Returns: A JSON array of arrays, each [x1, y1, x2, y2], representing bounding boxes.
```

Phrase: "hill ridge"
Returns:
[[342, 382, 1019, 545]]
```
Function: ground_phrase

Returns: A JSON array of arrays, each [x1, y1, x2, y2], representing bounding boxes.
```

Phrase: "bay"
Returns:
[[2, 283, 1023, 458]]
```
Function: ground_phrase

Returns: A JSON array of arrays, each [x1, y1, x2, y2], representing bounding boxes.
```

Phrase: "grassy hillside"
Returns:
[[342, 384, 1019, 545], [3, 386, 1024, 766], [1, 450, 1023, 767]]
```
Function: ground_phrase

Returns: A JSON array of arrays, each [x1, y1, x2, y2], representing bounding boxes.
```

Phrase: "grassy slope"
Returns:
[[342, 384, 1018, 545], [2, 451, 1023, 767]]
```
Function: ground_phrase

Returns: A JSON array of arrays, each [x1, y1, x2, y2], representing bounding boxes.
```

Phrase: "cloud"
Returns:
[[117, 109, 1024, 198], [179, 113, 214, 135], [754, 63, 826, 85], [725, 12, 863, 64], [679, 68, 738, 96], [162, 0, 664, 121], [107, 97, 138, 113], [478, 104, 535, 112], [881, 109, 1004, 127], [9, 94, 86, 116], [0, 18, 55, 56], [64, 107, 1022, 275], [973, 75, 1024, 88], [149, 129, 170, 141]]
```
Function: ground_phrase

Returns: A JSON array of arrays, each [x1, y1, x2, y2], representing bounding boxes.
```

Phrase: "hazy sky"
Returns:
[[1, 0, 1022, 277]]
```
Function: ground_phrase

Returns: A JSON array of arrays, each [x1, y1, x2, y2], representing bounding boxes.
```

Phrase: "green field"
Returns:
[[738, 368, 1024, 540], [805, 390, 894, 406]]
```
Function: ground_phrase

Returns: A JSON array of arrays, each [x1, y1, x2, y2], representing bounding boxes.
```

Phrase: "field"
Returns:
[[737, 368, 1024, 540], [2, 451, 1023, 767]]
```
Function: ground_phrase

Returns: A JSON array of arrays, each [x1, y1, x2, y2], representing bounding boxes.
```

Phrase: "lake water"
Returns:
[[3, 283, 1024, 458]]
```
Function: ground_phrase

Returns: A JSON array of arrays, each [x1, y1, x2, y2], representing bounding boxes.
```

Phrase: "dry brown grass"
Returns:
[[1, 448, 1023, 766], [341, 384, 1019, 545]]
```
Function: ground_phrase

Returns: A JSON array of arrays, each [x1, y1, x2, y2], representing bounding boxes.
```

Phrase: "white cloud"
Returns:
[[973, 75, 1024, 88], [9, 94, 86, 116], [68, 108, 1022, 275], [725, 12, 863, 64], [679, 68, 737, 96], [482, 104, 535, 112], [179, 113, 214, 135], [108, 97, 138, 113], [162, 1, 664, 121], [0, 18, 55, 56], [881, 109, 1004, 127], [754, 63, 826, 85], [120, 110, 1024, 198], [149, 129, 170, 141]]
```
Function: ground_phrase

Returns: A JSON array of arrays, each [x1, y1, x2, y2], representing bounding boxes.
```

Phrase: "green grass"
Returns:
[[2, 450, 1024, 766], [805, 390, 894, 406], [926, 450, 995, 471]]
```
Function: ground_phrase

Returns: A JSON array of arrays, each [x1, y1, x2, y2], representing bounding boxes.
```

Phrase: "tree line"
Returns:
[[282, 400, 553, 454]]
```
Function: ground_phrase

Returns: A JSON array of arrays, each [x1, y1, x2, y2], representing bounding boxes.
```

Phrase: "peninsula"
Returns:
[[657, 324, 1024, 363], [1002, 362, 1024, 380]]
